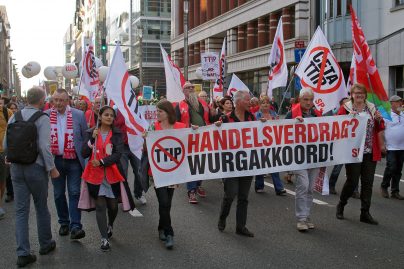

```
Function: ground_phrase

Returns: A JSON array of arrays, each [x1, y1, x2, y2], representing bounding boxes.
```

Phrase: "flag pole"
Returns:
[[277, 64, 297, 115]]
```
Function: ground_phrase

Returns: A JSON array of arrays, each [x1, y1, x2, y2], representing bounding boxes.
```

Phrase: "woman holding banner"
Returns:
[[217, 91, 255, 237], [81, 106, 135, 251], [254, 96, 286, 195], [147, 100, 186, 249], [336, 83, 385, 225]]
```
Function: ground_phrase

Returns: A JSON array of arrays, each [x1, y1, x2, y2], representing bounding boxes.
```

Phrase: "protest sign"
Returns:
[[201, 52, 219, 81], [146, 115, 368, 187], [138, 105, 157, 125]]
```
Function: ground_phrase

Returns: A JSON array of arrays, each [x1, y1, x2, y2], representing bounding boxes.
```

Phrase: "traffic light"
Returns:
[[101, 39, 107, 51]]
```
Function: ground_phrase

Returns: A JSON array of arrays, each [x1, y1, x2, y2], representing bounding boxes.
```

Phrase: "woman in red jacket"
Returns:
[[81, 106, 130, 251], [147, 100, 186, 249], [336, 83, 385, 225]]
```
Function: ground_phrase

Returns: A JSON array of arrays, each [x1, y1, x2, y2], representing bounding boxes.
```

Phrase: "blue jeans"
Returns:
[[121, 144, 143, 198], [11, 163, 53, 256], [51, 156, 83, 230], [255, 173, 284, 193], [381, 150, 404, 193], [187, 180, 202, 192]]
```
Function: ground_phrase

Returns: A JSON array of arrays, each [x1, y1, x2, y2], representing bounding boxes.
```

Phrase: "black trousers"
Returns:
[[381, 150, 404, 194], [340, 154, 377, 211], [155, 187, 174, 236], [219, 177, 252, 229]]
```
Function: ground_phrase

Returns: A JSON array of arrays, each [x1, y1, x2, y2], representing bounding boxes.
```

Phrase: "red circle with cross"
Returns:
[[151, 136, 185, 172]]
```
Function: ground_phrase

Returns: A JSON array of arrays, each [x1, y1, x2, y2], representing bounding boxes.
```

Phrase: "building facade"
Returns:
[[320, 0, 404, 98], [171, 0, 315, 99], [106, 0, 171, 97]]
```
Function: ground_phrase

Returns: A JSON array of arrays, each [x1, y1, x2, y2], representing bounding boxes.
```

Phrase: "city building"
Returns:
[[0, 6, 11, 95], [320, 0, 404, 98], [106, 0, 171, 97], [171, 0, 316, 99]]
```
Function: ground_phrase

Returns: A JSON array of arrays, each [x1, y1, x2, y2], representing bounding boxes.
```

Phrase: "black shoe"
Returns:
[[5, 195, 14, 203], [329, 186, 337, 195], [380, 188, 389, 198], [158, 229, 166, 241], [59, 225, 69, 236], [236, 227, 254, 237], [218, 218, 226, 232], [100, 238, 110, 252], [391, 192, 404, 200], [17, 254, 36, 267], [70, 228, 86, 240], [276, 189, 287, 196], [360, 211, 378, 225], [39, 240, 56, 255], [336, 202, 345, 220], [165, 235, 174, 249]]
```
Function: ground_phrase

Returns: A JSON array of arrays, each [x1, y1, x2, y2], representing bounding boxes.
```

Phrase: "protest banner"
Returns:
[[146, 115, 368, 187], [201, 52, 219, 81]]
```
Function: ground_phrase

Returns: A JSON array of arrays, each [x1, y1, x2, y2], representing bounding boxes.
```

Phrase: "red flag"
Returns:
[[350, 5, 390, 118]]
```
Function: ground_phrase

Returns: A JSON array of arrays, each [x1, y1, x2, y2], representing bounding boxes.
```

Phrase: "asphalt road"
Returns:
[[1, 159, 403, 269]]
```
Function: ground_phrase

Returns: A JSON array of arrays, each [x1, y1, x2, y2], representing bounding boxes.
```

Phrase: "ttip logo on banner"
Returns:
[[301, 47, 342, 94]]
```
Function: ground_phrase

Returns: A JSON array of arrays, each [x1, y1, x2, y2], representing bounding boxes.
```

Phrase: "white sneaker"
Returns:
[[129, 208, 143, 217], [138, 194, 147, 205], [0, 207, 5, 220], [100, 238, 110, 252], [297, 221, 308, 231]]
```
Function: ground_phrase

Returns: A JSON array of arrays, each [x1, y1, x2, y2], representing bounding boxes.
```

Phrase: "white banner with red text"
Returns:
[[146, 115, 368, 188]]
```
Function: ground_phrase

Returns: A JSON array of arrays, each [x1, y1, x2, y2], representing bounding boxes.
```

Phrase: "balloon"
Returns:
[[94, 57, 104, 70], [195, 67, 203, 79], [129, 76, 139, 89], [44, 66, 58, 80], [62, 63, 78, 79], [98, 66, 109, 83], [22, 61, 41, 78]]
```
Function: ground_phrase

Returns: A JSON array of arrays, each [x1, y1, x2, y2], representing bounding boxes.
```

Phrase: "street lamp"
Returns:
[[184, 0, 189, 80]]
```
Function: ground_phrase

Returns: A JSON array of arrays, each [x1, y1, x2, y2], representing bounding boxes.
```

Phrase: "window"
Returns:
[[396, 0, 404, 6], [337, 0, 342, 16], [346, 0, 352, 15], [396, 66, 404, 89], [329, 0, 334, 18]]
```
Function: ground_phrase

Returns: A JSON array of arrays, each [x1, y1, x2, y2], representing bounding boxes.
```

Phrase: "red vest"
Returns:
[[154, 121, 187, 131], [82, 131, 124, 185], [178, 98, 210, 127]]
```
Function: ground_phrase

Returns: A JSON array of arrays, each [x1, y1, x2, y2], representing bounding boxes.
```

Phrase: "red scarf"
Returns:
[[82, 131, 124, 185], [291, 104, 322, 119], [50, 106, 76, 159]]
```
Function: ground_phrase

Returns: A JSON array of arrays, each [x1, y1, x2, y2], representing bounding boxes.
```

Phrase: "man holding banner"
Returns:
[[285, 88, 321, 232], [218, 91, 255, 237], [175, 81, 211, 204]]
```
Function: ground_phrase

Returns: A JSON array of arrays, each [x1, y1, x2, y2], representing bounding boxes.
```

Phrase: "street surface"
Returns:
[[1, 159, 403, 269]]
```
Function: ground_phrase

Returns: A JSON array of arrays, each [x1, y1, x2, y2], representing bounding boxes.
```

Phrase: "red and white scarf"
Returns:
[[50, 106, 77, 159]]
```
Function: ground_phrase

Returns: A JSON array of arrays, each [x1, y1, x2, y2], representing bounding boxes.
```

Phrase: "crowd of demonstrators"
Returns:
[[286, 88, 322, 231], [175, 82, 213, 204], [46, 89, 88, 240], [1, 82, 403, 266], [380, 95, 404, 199], [336, 83, 386, 225], [254, 95, 286, 196]]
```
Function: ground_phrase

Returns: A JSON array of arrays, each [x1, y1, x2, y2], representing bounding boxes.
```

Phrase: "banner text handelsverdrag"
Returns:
[[146, 115, 368, 187]]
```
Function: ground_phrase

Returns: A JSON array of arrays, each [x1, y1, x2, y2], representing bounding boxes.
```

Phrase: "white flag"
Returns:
[[213, 38, 226, 99], [227, 74, 250, 96], [295, 26, 348, 114], [347, 53, 356, 90], [79, 45, 101, 101], [104, 45, 149, 159], [160, 45, 185, 103], [267, 18, 288, 98]]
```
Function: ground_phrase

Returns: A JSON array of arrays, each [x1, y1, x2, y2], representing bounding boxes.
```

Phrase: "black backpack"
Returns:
[[6, 110, 45, 164]]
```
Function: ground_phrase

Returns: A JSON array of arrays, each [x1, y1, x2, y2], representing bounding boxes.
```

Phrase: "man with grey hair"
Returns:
[[217, 90, 256, 237], [285, 88, 322, 232], [5, 87, 60, 267]]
